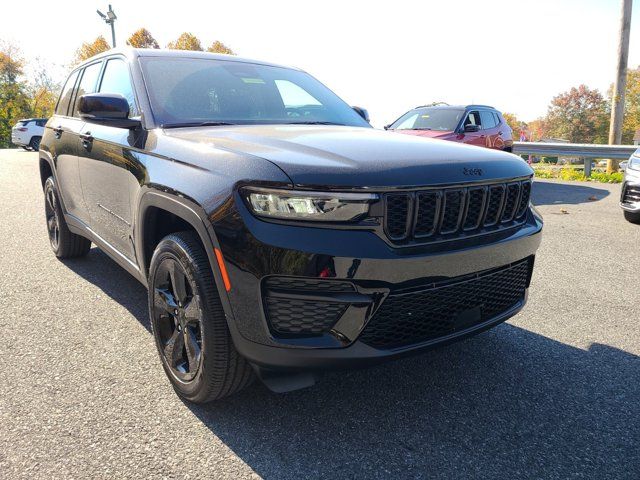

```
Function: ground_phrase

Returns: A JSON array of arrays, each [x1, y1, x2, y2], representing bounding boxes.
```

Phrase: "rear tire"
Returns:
[[29, 136, 41, 151], [624, 210, 640, 224], [44, 177, 91, 258], [148, 231, 254, 403]]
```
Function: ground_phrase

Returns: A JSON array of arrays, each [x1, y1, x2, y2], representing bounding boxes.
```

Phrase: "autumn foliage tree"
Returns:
[[74, 36, 111, 64], [0, 42, 31, 147], [207, 41, 235, 55], [544, 84, 608, 144], [167, 32, 203, 51], [608, 66, 640, 144], [127, 28, 160, 49]]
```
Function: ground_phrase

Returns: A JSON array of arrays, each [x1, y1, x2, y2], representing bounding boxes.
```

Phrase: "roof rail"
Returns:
[[466, 104, 495, 109], [414, 102, 450, 108]]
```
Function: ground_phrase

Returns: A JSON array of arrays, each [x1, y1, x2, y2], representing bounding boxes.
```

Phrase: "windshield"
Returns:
[[390, 107, 464, 131], [140, 57, 370, 128]]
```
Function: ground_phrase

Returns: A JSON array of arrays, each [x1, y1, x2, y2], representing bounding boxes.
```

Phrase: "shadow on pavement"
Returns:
[[63, 245, 639, 479], [532, 180, 611, 206]]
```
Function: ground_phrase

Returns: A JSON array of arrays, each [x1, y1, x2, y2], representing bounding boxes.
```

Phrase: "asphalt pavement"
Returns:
[[1, 149, 638, 479]]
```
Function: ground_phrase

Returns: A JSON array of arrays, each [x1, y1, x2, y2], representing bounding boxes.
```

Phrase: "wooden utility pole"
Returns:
[[607, 0, 633, 174]]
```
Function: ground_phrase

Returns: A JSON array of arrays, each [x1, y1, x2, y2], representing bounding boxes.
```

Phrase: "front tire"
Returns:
[[148, 231, 254, 403], [44, 177, 91, 258], [624, 210, 640, 224]]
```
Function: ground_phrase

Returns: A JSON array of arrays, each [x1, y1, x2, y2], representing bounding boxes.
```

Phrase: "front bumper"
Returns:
[[620, 168, 640, 212], [214, 197, 543, 371]]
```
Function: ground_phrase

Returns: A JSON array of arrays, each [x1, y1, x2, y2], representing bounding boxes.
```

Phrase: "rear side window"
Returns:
[[480, 110, 498, 129], [99, 58, 139, 116], [73, 62, 103, 117], [493, 112, 501, 125], [55, 70, 80, 116]]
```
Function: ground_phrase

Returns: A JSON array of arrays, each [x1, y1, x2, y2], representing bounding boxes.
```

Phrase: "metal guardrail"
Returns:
[[512, 142, 636, 176], [512, 142, 636, 160]]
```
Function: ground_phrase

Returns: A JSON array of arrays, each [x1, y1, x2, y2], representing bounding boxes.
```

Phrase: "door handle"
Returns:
[[498, 131, 504, 136], [53, 126, 63, 138], [80, 132, 93, 149]]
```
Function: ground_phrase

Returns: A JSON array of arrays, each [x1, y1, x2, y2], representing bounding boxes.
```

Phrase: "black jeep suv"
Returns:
[[40, 49, 542, 402]]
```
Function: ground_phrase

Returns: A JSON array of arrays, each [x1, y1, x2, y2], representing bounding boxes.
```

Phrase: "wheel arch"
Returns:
[[137, 191, 234, 319], [39, 156, 54, 189]]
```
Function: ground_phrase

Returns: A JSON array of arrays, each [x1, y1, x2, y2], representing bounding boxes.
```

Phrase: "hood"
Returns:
[[163, 125, 532, 188]]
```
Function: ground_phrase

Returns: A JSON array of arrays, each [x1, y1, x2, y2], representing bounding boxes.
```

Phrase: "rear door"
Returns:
[[78, 56, 144, 261], [45, 69, 88, 220], [479, 110, 500, 149], [461, 110, 485, 147]]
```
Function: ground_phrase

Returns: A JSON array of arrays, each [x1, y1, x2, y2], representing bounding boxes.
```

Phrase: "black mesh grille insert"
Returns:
[[385, 193, 411, 240], [382, 179, 530, 245], [463, 187, 486, 230], [501, 183, 520, 222], [441, 190, 464, 234], [264, 277, 355, 293], [485, 185, 505, 226], [516, 181, 532, 218], [359, 260, 531, 349], [414, 192, 440, 237], [265, 297, 346, 335]]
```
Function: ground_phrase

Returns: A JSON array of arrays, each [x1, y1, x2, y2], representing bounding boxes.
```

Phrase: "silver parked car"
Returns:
[[621, 149, 640, 224]]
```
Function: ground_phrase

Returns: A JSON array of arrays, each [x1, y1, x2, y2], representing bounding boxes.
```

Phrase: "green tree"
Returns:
[[207, 40, 235, 55], [544, 85, 608, 143], [74, 36, 111, 64], [0, 42, 31, 148], [127, 28, 160, 49], [167, 32, 203, 51]]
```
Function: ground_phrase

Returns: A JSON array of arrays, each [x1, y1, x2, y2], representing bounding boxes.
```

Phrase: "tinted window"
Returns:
[[480, 110, 497, 129], [73, 62, 103, 117], [140, 57, 370, 127], [55, 70, 80, 116], [390, 107, 464, 131], [99, 58, 138, 116], [493, 112, 501, 126], [464, 111, 481, 127]]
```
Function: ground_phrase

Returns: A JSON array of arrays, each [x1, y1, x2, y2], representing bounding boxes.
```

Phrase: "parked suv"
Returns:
[[40, 49, 542, 403], [12, 118, 47, 150], [620, 149, 640, 223], [386, 104, 514, 151]]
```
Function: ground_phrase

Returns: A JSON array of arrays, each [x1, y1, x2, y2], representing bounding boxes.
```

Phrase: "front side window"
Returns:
[[140, 57, 370, 127], [56, 70, 80, 116], [464, 111, 481, 127], [73, 62, 103, 117], [99, 58, 138, 116], [390, 107, 464, 131]]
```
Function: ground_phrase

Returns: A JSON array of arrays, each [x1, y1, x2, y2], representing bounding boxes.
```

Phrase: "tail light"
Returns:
[[16, 128, 28, 132]]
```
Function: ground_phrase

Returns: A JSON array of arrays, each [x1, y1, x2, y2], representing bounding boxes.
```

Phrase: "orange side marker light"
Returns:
[[214, 248, 232, 292]]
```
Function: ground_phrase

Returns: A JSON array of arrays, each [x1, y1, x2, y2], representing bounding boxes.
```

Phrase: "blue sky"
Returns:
[[3, 0, 638, 126]]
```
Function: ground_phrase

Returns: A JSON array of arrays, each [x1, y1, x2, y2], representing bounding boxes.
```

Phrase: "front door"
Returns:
[[461, 110, 485, 147], [77, 57, 145, 262]]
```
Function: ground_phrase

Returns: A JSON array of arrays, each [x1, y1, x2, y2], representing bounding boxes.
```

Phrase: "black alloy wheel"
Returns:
[[148, 232, 254, 402], [152, 257, 203, 382], [45, 185, 60, 250]]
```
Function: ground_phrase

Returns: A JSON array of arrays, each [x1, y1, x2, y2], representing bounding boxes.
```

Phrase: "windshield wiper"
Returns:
[[161, 121, 237, 128], [285, 121, 346, 126], [410, 127, 433, 130]]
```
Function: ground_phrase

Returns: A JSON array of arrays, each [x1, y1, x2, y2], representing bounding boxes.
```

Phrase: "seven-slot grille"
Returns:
[[384, 179, 532, 243]]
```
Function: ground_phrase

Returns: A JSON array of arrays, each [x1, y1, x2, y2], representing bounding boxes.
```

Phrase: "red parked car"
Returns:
[[386, 104, 514, 152]]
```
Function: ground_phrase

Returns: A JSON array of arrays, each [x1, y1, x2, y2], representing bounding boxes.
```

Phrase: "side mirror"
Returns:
[[352, 106, 370, 123], [78, 93, 141, 129], [463, 124, 480, 133]]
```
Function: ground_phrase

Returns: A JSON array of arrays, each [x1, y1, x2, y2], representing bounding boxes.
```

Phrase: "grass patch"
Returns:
[[533, 166, 623, 183]]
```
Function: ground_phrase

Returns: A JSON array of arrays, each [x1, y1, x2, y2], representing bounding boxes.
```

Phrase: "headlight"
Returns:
[[241, 187, 378, 222], [629, 154, 640, 171]]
